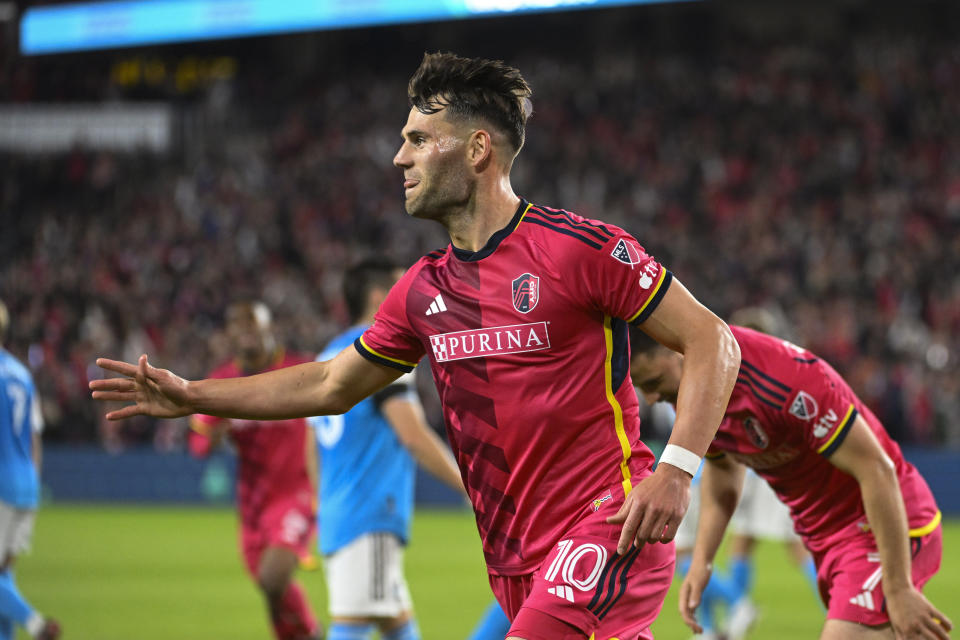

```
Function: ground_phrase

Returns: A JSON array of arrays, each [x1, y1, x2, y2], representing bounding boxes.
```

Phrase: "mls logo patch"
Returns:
[[611, 238, 643, 267], [512, 273, 540, 314], [743, 416, 769, 449], [789, 390, 818, 421]]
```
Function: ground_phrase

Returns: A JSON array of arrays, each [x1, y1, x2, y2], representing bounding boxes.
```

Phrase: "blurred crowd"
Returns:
[[1, 5, 959, 450]]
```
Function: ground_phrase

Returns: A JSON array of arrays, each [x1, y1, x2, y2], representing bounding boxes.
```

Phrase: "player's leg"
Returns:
[[467, 600, 511, 640], [0, 505, 59, 640], [258, 545, 321, 640], [245, 501, 321, 640]]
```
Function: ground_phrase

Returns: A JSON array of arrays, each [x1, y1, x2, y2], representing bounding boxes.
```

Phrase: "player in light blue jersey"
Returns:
[[309, 261, 465, 640], [0, 301, 60, 640]]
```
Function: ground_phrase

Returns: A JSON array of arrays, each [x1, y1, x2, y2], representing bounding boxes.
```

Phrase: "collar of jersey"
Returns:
[[450, 198, 529, 263]]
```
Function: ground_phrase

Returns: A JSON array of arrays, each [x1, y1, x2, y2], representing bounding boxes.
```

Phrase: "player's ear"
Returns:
[[468, 129, 493, 170]]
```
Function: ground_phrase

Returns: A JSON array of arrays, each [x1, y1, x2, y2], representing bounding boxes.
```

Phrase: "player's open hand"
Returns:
[[677, 560, 710, 634], [90, 354, 194, 420], [605, 462, 691, 555], [886, 584, 952, 640]]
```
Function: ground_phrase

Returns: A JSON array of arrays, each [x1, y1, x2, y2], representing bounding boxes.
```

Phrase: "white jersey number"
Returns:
[[5, 383, 27, 437], [312, 414, 345, 449], [543, 539, 608, 592]]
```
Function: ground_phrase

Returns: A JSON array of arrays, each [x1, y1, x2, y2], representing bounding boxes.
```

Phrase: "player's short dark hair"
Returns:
[[628, 323, 668, 358], [343, 259, 399, 323], [408, 52, 533, 153]]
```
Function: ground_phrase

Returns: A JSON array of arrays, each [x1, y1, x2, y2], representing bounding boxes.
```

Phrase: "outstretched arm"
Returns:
[[678, 455, 745, 634], [90, 347, 403, 421], [830, 416, 952, 639], [607, 279, 741, 554]]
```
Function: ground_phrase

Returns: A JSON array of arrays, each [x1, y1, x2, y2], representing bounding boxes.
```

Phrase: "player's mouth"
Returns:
[[403, 179, 420, 191]]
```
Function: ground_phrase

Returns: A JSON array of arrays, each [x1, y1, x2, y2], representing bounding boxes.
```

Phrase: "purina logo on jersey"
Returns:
[[429, 322, 551, 363], [511, 273, 540, 313], [742, 416, 769, 449], [789, 390, 819, 421]]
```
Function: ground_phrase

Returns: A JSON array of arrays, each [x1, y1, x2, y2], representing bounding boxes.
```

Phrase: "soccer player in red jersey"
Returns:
[[188, 302, 321, 640], [90, 53, 741, 640], [629, 324, 952, 640]]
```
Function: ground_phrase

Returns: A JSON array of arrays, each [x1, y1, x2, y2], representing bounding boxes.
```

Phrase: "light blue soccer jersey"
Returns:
[[0, 349, 42, 509], [310, 325, 417, 555]]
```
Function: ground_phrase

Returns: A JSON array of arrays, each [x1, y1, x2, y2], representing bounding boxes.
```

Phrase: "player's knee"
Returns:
[[256, 569, 290, 600]]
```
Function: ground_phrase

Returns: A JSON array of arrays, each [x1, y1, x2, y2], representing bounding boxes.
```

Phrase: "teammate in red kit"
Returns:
[[628, 324, 952, 640], [90, 53, 741, 640], [189, 301, 322, 640]]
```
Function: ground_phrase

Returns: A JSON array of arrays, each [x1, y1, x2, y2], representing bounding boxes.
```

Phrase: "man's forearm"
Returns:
[[859, 462, 915, 593], [670, 323, 740, 456], [190, 361, 343, 420]]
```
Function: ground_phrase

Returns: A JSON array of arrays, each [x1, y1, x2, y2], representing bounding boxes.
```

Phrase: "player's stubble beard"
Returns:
[[403, 145, 473, 229]]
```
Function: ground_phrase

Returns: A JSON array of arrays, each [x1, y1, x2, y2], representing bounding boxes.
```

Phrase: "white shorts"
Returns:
[[324, 532, 413, 618], [0, 501, 35, 561], [730, 469, 798, 542]]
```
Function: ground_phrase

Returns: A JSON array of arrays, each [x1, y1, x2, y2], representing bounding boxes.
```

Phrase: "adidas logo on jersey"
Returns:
[[849, 591, 876, 611], [849, 564, 882, 611], [425, 294, 448, 316], [547, 585, 574, 603]]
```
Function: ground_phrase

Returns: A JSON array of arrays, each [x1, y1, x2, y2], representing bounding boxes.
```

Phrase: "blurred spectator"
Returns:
[[1, 2, 958, 449]]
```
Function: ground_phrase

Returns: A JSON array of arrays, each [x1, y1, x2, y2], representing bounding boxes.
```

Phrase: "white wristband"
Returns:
[[659, 444, 701, 476]]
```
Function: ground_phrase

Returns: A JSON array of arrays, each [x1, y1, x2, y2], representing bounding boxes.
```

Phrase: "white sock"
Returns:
[[25, 612, 45, 637]]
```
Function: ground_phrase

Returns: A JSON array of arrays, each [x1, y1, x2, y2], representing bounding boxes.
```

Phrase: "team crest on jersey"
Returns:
[[789, 390, 819, 421], [742, 416, 769, 449], [592, 492, 613, 512], [512, 273, 540, 313], [611, 238, 643, 268]]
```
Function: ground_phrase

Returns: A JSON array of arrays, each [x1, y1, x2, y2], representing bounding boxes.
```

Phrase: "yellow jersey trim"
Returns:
[[513, 201, 533, 231], [816, 403, 856, 454], [603, 315, 633, 498], [909, 510, 942, 538], [357, 336, 418, 368], [626, 269, 667, 324], [188, 416, 221, 435]]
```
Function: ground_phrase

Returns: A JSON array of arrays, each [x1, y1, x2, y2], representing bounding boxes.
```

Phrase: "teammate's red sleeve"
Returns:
[[187, 417, 221, 458], [574, 227, 673, 325], [355, 263, 426, 373], [783, 366, 859, 459]]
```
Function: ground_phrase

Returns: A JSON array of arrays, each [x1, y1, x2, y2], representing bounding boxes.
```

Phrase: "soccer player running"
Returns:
[[310, 260, 466, 640], [188, 301, 322, 640], [0, 301, 60, 640], [628, 323, 953, 640], [90, 52, 741, 640]]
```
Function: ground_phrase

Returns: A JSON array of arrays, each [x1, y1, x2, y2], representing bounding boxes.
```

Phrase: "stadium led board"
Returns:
[[21, 0, 695, 55]]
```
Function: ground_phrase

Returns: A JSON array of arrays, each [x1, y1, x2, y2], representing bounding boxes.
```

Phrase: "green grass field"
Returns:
[[13, 505, 960, 639]]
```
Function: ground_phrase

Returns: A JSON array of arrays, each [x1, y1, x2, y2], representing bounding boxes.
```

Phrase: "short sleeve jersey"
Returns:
[[707, 326, 940, 553], [192, 351, 314, 525], [0, 348, 43, 509], [356, 200, 672, 575]]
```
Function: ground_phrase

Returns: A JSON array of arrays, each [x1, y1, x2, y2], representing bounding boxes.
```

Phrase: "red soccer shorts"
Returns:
[[815, 524, 943, 625], [489, 482, 676, 640], [240, 492, 316, 575]]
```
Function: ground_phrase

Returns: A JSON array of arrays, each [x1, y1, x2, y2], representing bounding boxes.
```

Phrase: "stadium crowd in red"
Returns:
[[1, 8, 958, 450]]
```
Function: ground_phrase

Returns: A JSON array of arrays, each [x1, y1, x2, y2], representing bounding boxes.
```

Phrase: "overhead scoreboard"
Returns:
[[21, 0, 697, 55]]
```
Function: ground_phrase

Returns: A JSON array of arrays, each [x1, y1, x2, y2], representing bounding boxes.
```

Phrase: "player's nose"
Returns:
[[393, 142, 411, 168]]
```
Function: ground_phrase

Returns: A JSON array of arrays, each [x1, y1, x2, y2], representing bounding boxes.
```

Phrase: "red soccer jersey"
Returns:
[[191, 351, 315, 527], [357, 200, 672, 575], [707, 326, 940, 553]]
